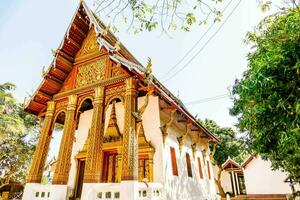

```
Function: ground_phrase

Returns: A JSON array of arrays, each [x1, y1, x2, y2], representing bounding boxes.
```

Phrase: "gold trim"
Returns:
[[53, 76, 129, 101]]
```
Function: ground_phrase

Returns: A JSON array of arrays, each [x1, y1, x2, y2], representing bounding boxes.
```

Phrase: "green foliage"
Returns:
[[199, 119, 246, 165], [0, 83, 38, 187], [230, 9, 300, 179], [93, 0, 223, 33]]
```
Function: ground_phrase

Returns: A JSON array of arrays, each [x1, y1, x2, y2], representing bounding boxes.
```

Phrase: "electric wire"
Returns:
[[159, 0, 236, 80], [162, 0, 243, 82], [184, 94, 230, 105]]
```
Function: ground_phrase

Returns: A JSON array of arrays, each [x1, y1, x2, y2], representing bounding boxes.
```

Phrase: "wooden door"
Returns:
[[138, 157, 150, 181], [102, 152, 118, 183], [75, 159, 85, 199]]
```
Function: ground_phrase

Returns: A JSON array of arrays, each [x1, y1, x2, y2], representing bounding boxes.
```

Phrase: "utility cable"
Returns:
[[159, 0, 236, 80], [163, 0, 243, 82]]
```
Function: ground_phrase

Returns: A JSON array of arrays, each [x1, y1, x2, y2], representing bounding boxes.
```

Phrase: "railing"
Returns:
[[22, 184, 69, 200], [137, 183, 164, 200], [81, 182, 164, 200], [24, 184, 51, 200], [82, 183, 121, 200]]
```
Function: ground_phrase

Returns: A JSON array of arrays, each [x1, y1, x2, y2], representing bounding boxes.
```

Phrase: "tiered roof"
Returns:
[[24, 1, 219, 143]]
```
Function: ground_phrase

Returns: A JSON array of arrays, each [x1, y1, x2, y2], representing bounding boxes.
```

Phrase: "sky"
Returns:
[[0, 0, 272, 130]]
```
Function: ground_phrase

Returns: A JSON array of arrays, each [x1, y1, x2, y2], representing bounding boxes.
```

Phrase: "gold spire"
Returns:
[[105, 101, 121, 138]]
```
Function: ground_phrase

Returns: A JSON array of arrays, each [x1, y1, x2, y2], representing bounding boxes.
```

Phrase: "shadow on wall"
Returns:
[[164, 153, 212, 200]]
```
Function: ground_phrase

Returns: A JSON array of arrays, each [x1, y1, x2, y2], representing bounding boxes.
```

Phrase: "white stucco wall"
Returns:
[[137, 96, 164, 183], [63, 94, 217, 200], [66, 95, 164, 188], [68, 109, 93, 188], [243, 156, 291, 194], [163, 127, 216, 200], [212, 166, 233, 194]]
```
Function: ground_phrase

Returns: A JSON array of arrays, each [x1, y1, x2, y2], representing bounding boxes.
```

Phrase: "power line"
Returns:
[[163, 0, 243, 82], [159, 0, 236, 80], [185, 94, 230, 105]]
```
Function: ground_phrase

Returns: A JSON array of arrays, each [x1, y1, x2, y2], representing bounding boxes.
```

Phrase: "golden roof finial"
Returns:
[[41, 66, 47, 77], [146, 57, 152, 75], [114, 39, 121, 52], [51, 49, 58, 56], [102, 24, 110, 37], [22, 97, 27, 110]]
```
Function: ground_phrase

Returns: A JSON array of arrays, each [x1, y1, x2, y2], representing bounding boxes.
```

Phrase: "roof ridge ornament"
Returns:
[[101, 24, 110, 37], [41, 66, 47, 78], [114, 39, 121, 52]]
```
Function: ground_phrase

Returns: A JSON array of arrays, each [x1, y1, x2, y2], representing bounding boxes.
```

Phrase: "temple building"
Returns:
[[22, 1, 219, 200]]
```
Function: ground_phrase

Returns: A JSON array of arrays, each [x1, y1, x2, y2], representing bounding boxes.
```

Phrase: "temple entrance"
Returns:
[[102, 151, 118, 183], [138, 156, 150, 181], [75, 159, 86, 199]]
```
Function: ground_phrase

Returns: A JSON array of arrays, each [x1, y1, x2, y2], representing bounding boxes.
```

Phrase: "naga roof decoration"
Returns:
[[24, 1, 219, 143]]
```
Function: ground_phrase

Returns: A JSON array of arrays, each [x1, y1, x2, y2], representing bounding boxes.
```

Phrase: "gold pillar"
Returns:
[[121, 77, 138, 180], [148, 156, 154, 182], [27, 101, 55, 183], [116, 148, 122, 183], [83, 86, 105, 183], [52, 95, 78, 184]]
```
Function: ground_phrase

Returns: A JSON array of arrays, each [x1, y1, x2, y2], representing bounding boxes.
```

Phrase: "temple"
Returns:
[[22, 1, 219, 200]]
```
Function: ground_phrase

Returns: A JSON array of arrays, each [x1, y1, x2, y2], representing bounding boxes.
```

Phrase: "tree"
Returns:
[[230, 8, 300, 181], [0, 83, 38, 189], [93, 0, 224, 33], [199, 119, 246, 197], [92, 0, 299, 33]]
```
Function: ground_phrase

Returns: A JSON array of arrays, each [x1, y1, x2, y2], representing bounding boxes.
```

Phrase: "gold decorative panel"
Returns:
[[76, 59, 106, 88], [76, 29, 99, 58]]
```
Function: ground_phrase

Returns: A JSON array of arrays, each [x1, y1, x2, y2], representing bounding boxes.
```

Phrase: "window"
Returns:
[[197, 157, 203, 179], [170, 147, 178, 176], [186, 153, 192, 177], [207, 160, 211, 179]]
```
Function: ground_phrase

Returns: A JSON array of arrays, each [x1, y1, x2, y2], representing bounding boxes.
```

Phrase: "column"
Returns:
[[116, 148, 122, 182], [52, 95, 78, 184], [148, 156, 154, 182], [83, 86, 105, 183], [121, 77, 138, 180], [27, 101, 55, 183]]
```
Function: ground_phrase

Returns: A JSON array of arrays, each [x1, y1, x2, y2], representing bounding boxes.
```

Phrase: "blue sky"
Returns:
[[0, 0, 272, 129]]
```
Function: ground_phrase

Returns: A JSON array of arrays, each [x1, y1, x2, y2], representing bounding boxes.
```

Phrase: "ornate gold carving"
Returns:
[[191, 143, 197, 159], [210, 143, 217, 164], [105, 85, 125, 105], [76, 59, 107, 88], [160, 109, 176, 145], [55, 100, 68, 114], [177, 123, 192, 153], [105, 101, 121, 139], [114, 40, 121, 52], [111, 68, 126, 77], [53, 75, 127, 101], [84, 86, 105, 183], [121, 77, 138, 180], [52, 95, 78, 184], [76, 29, 99, 58], [27, 101, 56, 183]]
